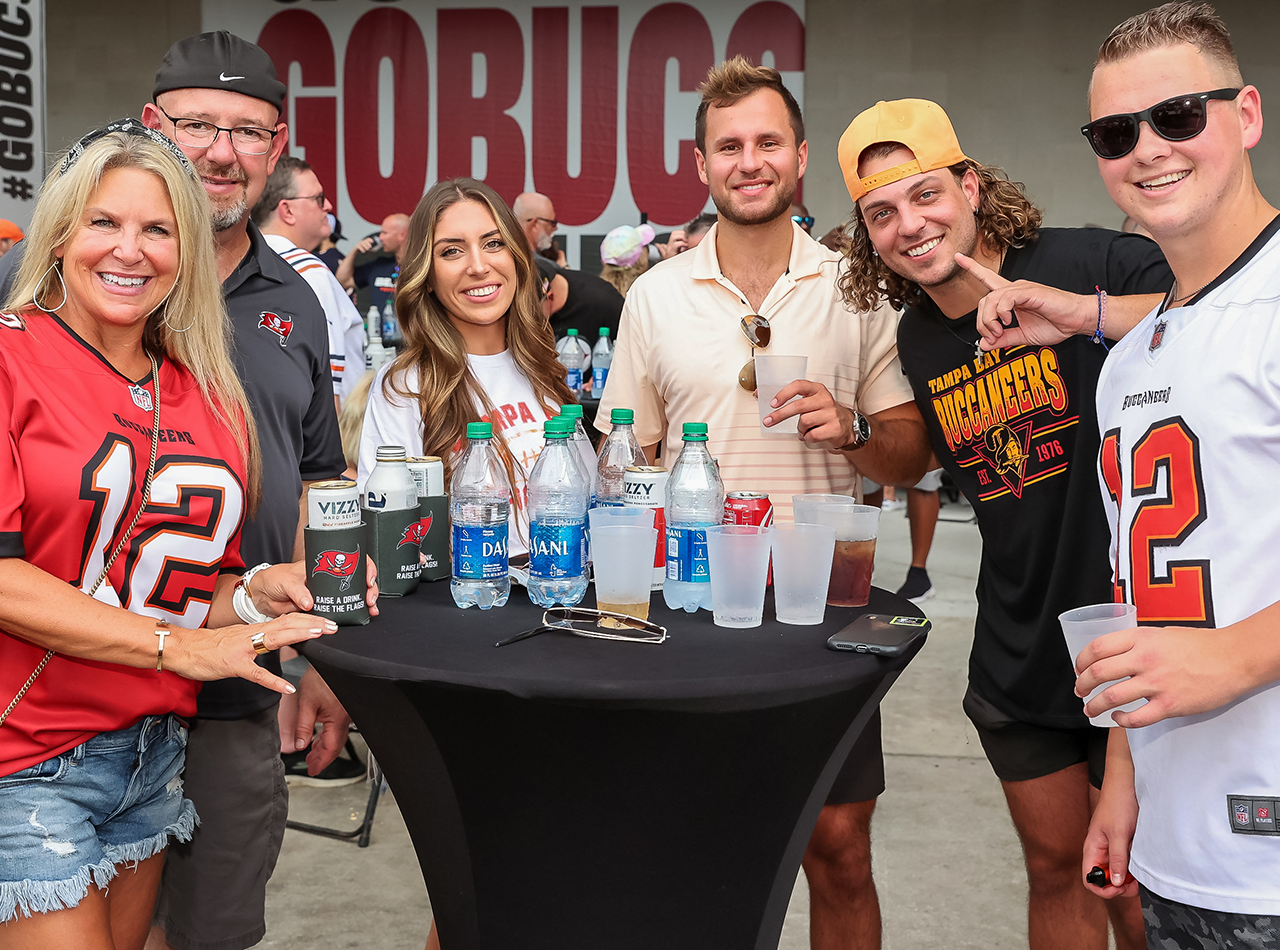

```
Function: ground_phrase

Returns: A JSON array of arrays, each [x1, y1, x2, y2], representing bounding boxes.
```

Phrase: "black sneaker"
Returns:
[[896, 566, 936, 605], [282, 747, 366, 788]]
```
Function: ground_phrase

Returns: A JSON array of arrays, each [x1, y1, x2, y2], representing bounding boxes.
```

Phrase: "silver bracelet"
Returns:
[[232, 562, 273, 624]]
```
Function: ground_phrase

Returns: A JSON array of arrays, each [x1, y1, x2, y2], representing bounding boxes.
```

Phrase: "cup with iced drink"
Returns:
[[590, 524, 659, 626], [1058, 603, 1144, 727], [791, 495, 880, 607]]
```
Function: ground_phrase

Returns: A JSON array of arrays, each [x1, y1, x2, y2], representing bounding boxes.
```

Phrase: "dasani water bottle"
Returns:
[[450, 422, 511, 609], [527, 418, 590, 606], [663, 422, 724, 612]]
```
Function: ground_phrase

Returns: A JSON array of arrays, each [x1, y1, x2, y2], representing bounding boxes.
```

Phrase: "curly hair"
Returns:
[[838, 156, 1043, 313]]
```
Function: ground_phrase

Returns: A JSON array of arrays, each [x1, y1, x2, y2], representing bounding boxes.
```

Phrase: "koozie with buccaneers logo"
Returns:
[[304, 524, 370, 624], [416, 495, 451, 582], [365, 506, 422, 597]]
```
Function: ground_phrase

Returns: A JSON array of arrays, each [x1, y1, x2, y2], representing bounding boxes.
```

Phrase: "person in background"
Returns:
[[683, 212, 717, 251], [358, 177, 575, 570], [315, 214, 345, 273], [337, 212, 410, 311], [253, 156, 365, 409], [790, 199, 815, 235], [0, 219, 22, 256], [599, 224, 656, 296], [512, 191, 566, 267]]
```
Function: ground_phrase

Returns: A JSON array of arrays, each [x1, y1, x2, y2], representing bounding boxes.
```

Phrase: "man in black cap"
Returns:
[[135, 31, 349, 950]]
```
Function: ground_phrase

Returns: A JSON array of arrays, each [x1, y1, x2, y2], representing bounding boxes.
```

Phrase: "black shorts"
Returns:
[[963, 685, 1107, 789], [1140, 884, 1280, 949], [826, 708, 885, 804]]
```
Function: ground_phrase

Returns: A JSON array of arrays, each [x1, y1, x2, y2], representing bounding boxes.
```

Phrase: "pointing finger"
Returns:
[[955, 252, 1012, 292]]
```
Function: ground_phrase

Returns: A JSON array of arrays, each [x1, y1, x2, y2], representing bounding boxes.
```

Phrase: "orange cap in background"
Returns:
[[0, 220, 23, 241], [838, 99, 970, 202]]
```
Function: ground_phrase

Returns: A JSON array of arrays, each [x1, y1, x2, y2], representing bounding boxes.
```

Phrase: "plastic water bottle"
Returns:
[[558, 403, 598, 503], [595, 408, 646, 507], [560, 329, 583, 391], [556, 331, 592, 377], [662, 422, 724, 612], [366, 305, 382, 345], [381, 298, 402, 348], [526, 418, 590, 607], [591, 327, 613, 394], [450, 422, 511, 609]]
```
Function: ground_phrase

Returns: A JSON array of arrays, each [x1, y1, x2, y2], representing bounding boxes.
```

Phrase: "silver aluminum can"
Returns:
[[407, 456, 446, 497], [308, 479, 361, 530], [623, 466, 668, 589]]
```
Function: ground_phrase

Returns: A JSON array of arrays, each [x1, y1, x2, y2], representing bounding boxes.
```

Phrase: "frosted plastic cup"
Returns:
[[770, 523, 837, 625], [791, 495, 880, 607], [1058, 603, 1145, 727], [755, 355, 809, 438], [590, 524, 659, 625], [588, 506, 655, 533], [705, 525, 773, 628]]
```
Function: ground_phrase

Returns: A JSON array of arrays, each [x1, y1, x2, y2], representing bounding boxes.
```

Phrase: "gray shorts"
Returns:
[[153, 705, 288, 950], [1140, 883, 1280, 949]]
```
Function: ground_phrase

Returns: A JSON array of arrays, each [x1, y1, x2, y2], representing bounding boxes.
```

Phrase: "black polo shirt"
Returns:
[[354, 256, 399, 309]]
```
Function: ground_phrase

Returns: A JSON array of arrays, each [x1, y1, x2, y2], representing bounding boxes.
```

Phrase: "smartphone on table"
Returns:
[[826, 614, 931, 657]]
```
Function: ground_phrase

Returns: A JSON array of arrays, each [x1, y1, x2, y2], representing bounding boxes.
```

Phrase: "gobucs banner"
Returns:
[[204, 0, 804, 267], [0, 0, 44, 230]]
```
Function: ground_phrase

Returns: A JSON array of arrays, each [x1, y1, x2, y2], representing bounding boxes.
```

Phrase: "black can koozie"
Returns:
[[305, 524, 370, 625], [417, 495, 451, 582], [366, 506, 421, 597]]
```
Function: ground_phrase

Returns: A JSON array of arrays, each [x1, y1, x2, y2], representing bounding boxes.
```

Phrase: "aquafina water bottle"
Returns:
[[662, 422, 724, 612], [595, 408, 646, 507], [450, 422, 511, 609], [527, 418, 590, 606]]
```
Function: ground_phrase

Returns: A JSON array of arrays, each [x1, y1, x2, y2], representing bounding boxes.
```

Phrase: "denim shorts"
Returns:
[[0, 713, 197, 921]]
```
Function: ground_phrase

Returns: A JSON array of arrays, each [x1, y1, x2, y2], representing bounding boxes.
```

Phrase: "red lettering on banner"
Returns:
[[257, 11, 338, 206], [726, 2, 806, 200], [532, 7, 618, 226], [437, 9, 526, 204], [627, 3, 713, 224], [344, 9, 429, 223]]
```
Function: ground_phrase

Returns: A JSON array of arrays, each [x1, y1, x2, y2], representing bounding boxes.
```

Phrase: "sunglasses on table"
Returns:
[[1080, 87, 1240, 159], [495, 608, 668, 647], [737, 314, 771, 392]]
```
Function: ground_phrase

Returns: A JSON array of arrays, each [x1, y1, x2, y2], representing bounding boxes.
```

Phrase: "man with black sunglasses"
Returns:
[[599, 57, 930, 950], [838, 97, 1172, 950]]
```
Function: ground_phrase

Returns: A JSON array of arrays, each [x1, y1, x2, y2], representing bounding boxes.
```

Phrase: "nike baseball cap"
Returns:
[[153, 31, 286, 112], [838, 99, 969, 202]]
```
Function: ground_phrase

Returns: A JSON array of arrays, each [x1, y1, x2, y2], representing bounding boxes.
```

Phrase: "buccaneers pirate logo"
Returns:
[[399, 514, 431, 549], [258, 311, 293, 346], [974, 420, 1034, 498], [312, 547, 360, 591]]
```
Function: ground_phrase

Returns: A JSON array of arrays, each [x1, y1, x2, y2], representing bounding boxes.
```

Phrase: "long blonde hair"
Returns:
[[385, 178, 574, 489], [7, 129, 262, 511]]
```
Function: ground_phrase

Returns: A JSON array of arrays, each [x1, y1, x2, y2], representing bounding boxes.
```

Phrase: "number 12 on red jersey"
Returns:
[[1101, 417, 1215, 627]]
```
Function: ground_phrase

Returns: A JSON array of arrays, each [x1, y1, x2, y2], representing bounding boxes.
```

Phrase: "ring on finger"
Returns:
[[250, 631, 270, 656]]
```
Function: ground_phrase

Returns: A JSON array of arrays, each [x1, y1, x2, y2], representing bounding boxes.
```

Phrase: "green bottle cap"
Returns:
[[610, 408, 634, 425], [566, 328, 579, 336], [544, 418, 572, 437], [682, 422, 709, 441], [559, 404, 584, 419], [599, 327, 610, 336], [466, 422, 493, 439]]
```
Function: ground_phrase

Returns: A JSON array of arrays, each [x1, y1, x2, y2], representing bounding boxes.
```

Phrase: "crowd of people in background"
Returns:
[[2, 3, 1279, 950]]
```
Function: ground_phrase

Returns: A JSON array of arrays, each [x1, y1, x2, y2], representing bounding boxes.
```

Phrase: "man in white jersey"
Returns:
[[1045, 4, 1280, 945]]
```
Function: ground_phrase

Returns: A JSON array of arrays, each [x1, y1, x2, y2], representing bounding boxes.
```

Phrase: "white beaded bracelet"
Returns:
[[232, 562, 273, 624]]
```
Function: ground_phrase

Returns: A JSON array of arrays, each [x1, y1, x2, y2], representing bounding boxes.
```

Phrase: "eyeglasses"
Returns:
[[792, 215, 815, 229], [1080, 88, 1240, 159], [495, 608, 667, 647], [157, 107, 280, 156], [527, 216, 558, 230], [737, 314, 771, 392], [283, 192, 326, 208]]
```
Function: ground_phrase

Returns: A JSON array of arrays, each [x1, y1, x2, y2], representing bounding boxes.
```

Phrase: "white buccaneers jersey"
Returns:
[[1094, 219, 1280, 914]]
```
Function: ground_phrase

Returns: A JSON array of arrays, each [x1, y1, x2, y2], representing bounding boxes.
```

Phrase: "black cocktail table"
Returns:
[[302, 581, 925, 950]]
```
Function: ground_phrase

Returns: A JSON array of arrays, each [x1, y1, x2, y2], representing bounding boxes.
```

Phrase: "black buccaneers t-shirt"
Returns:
[[897, 228, 1172, 727]]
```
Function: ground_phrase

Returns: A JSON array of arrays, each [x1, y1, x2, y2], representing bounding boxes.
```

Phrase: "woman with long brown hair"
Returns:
[[357, 178, 575, 556]]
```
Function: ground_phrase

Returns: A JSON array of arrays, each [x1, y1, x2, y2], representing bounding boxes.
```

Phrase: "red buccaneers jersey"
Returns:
[[0, 311, 248, 775]]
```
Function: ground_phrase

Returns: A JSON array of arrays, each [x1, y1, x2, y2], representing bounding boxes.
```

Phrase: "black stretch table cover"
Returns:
[[302, 582, 924, 950]]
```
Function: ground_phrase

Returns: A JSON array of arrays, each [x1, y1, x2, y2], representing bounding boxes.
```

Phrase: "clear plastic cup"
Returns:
[[590, 524, 659, 623], [791, 495, 880, 607], [705, 525, 773, 628], [588, 506, 655, 533], [1058, 603, 1145, 727], [771, 523, 837, 625], [755, 355, 809, 438]]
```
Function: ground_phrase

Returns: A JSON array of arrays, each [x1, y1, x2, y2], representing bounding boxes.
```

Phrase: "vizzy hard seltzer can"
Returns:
[[308, 480, 360, 530], [724, 491, 774, 585], [406, 456, 445, 498], [623, 465, 668, 589]]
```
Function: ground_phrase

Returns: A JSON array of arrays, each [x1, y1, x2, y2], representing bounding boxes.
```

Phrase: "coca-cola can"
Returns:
[[623, 465, 668, 589], [406, 456, 445, 497], [307, 479, 361, 530], [724, 491, 774, 585]]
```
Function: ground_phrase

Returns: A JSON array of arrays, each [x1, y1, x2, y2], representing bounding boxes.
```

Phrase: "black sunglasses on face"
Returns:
[[1081, 88, 1240, 159]]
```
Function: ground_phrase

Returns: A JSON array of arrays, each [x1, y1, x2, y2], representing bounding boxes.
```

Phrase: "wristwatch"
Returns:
[[837, 408, 872, 452]]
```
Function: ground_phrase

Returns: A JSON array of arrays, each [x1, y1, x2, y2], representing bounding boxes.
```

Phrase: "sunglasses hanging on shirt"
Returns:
[[737, 314, 772, 392]]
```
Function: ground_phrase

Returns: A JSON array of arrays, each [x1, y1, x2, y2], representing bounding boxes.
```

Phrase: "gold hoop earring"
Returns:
[[33, 261, 67, 314]]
